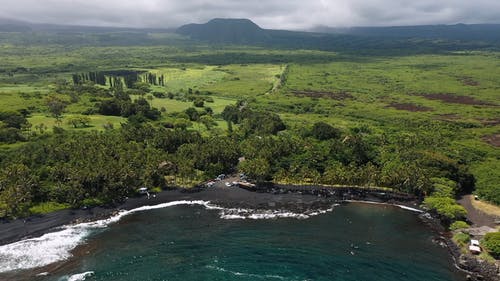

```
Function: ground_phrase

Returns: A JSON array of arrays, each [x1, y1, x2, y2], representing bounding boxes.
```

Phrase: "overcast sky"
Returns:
[[1, 0, 500, 29]]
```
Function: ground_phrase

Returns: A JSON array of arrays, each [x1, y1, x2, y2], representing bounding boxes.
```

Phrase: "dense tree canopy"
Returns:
[[0, 89, 483, 219]]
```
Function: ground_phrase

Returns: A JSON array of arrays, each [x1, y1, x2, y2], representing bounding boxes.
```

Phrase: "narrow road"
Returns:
[[457, 195, 498, 227]]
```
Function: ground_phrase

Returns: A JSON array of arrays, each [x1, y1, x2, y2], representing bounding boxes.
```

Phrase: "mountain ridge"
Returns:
[[311, 23, 500, 42], [2, 17, 500, 52], [176, 18, 270, 44], [0, 17, 174, 33]]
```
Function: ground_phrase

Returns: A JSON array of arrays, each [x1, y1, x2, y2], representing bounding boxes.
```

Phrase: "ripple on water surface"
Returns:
[[0, 202, 465, 281]]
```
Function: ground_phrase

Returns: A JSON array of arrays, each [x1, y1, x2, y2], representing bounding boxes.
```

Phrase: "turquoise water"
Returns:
[[16, 203, 465, 281]]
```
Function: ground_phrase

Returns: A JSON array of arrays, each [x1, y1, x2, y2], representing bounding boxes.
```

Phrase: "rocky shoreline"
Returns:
[[417, 206, 499, 281], [1, 183, 497, 280], [450, 240, 499, 281]]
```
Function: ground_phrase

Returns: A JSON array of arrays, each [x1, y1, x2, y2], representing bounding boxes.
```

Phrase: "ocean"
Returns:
[[0, 201, 465, 281]]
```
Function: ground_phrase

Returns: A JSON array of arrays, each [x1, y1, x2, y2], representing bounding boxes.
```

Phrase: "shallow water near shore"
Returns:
[[1, 202, 465, 281]]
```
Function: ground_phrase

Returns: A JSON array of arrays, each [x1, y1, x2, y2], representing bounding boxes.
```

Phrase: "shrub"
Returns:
[[67, 116, 91, 128], [450, 221, 469, 231], [193, 99, 204, 108], [432, 183, 455, 197], [152, 92, 166, 98], [430, 177, 459, 197], [311, 121, 341, 140], [29, 202, 71, 215], [423, 196, 467, 221], [0, 127, 24, 143], [103, 122, 114, 130], [0, 111, 29, 129], [82, 198, 104, 207], [185, 107, 199, 121], [53, 126, 65, 134], [452, 232, 470, 247], [150, 187, 162, 193], [482, 232, 500, 259]]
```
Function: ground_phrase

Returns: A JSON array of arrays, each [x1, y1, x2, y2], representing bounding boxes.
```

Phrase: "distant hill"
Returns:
[[176, 18, 341, 48], [311, 24, 500, 43], [176, 18, 270, 44], [0, 17, 173, 33], [176, 19, 500, 52], [0, 18, 181, 46], [2, 17, 499, 54], [0, 18, 32, 32]]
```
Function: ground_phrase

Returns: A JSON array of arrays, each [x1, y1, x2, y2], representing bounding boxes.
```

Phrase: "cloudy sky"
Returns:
[[1, 0, 499, 29]]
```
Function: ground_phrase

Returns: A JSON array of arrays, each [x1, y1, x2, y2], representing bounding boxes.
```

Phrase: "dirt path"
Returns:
[[458, 195, 499, 227]]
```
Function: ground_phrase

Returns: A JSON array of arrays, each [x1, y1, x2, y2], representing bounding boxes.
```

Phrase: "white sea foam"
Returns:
[[0, 200, 213, 273], [0, 225, 93, 273], [0, 200, 336, 273], [396, 205, 424, 213], [64, 271, 94, 281], [219, 214, 247, 219], [345, 200, 423, 213], [206, 265, 287, 280], [218, 205, 336, 220]]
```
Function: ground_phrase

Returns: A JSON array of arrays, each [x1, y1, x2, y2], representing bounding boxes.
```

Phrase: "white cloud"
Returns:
[[0, 0, 499, 29]]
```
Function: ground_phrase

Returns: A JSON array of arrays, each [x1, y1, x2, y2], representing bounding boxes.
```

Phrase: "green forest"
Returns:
[[0, 28, 499, 220]]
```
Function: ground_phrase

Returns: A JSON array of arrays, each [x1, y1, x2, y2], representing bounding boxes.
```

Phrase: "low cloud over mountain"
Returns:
[[1, 0, 500, 29]]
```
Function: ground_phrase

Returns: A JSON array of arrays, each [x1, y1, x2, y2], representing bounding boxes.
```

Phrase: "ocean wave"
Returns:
[[396, 205, 424, 213], [0, 200, 212, 273], [61, 271, 94, 281], [206, 265, 287, 280], [0, 225, 93, 273], [345, 200, 423, 213], [218, 206, 336, 220], [0, 200, 336, 273]]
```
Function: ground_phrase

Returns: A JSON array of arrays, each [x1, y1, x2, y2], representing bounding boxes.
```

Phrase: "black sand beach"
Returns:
[[0, 184, 419, 246]]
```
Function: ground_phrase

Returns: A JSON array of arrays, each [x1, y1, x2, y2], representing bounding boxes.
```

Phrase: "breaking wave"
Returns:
[[0, 224, 93, 274], [396, 205, 424, 213], [0, 200, 336, 273], [345, 200, 423, 213], [218, 206, 336, 220], [62, 271, 95, 281], [0, 200, 211, 273], [206, 265, 288, 280]]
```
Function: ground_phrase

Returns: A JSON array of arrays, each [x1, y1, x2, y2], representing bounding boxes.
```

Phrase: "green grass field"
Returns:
[[0, 43, 498, 204], [138, 96, 236, 114], [28, 114, 125, 131], [200, 64, 284, 97]]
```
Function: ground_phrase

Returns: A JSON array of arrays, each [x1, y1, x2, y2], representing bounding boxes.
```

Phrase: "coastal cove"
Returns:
[[0, 184, 420, 246], [0, 185, 470, 281]]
